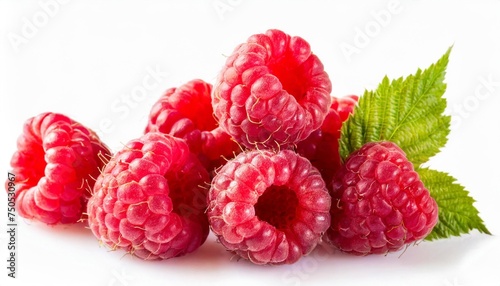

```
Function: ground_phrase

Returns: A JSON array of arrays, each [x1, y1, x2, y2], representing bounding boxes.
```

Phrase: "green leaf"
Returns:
[[337, 47, 489, 241], [417, 168, 491, 240], [340, 47, 452, 166]]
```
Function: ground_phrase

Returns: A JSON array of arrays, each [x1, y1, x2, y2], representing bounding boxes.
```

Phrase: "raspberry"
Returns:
[[207, 149, 331, 265], [7, 112, 111, 224], [87, 132, 210, 260], [145, 79, 240, 175], [212, 29, 332, 149], [325, 141, 439, 255], [296, 95, 358, 187]]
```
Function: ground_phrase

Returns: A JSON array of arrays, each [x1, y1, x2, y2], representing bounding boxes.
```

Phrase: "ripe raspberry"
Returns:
[[212, 29, 332, 149], [145, 79, 240, 175], [7, 112, 111, 224], [87, 132, 210, 260], [207, 149, 331, 265], [296, 95, 358, 187], [325, 141, 439, 255]]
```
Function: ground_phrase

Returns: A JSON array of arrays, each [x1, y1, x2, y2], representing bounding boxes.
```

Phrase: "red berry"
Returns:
[[87, 132, 210, 260], [296, 95, 358, 187], [325, 141, 439, 255], [207, 149, 331, 265], [7, 112, 111, 224], [212, 29, 332, 149], [145, 79, 240, 175]]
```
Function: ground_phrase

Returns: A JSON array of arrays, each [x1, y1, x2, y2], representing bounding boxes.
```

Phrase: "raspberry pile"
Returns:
[[6, 28, 440, 265]]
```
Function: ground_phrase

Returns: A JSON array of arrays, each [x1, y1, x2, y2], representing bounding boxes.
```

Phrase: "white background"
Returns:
[[1, 0, 500, 285]]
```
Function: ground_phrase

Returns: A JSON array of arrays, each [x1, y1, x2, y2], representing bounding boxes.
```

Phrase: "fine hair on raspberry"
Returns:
[[207, 149, 331, 265], [145, 79, 240, 176], [7, 112, 111, 224], [296, 95, 358, 188], [212, 29, 332, 150], [326, 141, 439, 255]]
